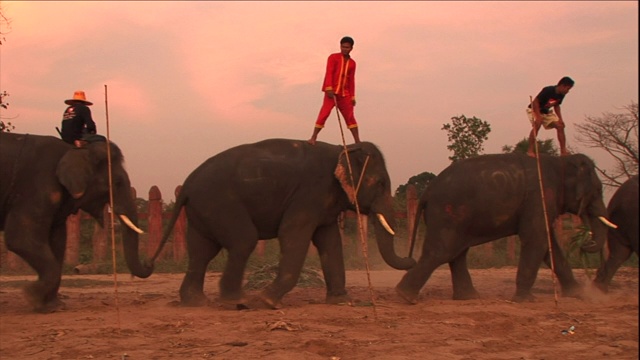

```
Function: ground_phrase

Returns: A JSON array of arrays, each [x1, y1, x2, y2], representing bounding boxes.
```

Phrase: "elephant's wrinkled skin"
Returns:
[[153, 139, 415, 308], [0, 132, 152, 312], [594, 175, 639, 292], [396, 153, 614, 304]]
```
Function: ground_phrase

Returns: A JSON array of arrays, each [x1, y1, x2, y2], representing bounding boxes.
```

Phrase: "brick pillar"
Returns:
[[147, 186, 164, 259], [92, 206, 110, 263], [406, 184, 418, 250], [65, 212, 81, 265], [173, 185, 187, 262]]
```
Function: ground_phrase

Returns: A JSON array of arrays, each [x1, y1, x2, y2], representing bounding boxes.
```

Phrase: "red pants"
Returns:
[[315, 94, 358, 129]]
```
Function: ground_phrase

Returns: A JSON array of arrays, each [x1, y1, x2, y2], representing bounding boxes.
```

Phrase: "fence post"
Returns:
[[65, 212, 81, 265], [173, 185, 187, 262], [147, 186, 164, 260]]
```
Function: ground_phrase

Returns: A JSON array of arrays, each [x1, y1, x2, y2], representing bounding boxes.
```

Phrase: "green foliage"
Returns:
[[0, 90, 14, 133], [244, 264, 324, 290], [502, 137, 558, 156], [394, 171, 436, 209], [442, 114, 491, 162], [135, 198, 148, 214], [566, 224, 597, 277]]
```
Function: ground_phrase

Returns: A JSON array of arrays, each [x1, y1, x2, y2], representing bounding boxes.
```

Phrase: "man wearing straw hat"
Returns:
[[60, 90, 97, 148]]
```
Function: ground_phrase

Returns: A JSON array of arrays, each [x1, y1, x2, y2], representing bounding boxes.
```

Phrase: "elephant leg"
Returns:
[[217, 226, 258, 304], [4, 217, 64, 313], [396, 246, 449, 305], [259, 232, 312, 309], [396, 228, 461, 304], [44, 223, 68, 309], [513, 237, 548, 302], [449, 248, 480, 300], [594, 234, 632, 293], [542, 239, 581, 298], [312, 223, 349, 304], [180, 228, 221, 306]]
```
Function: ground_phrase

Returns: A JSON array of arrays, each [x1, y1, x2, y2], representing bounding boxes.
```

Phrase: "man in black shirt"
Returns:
[[526, 76, 574, 157], [60, 90, 97, 148]]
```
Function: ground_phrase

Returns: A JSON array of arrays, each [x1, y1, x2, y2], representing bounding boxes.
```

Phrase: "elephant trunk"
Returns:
[[118, 209, 154, 278], [580, 197, 613, 253], [579, 215, 609, 253], [373, 211, 416, 270]]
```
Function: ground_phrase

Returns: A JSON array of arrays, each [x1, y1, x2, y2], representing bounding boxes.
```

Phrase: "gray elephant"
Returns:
[[594, 175, 639, 292], [395, 153, 617, 304], [0, 132, 152, 312], [151, 138, 415, 308]]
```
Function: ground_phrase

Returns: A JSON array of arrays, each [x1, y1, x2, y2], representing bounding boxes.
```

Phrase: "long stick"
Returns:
[[105, 84, 122, 328], [332, 97, 378, 320], [529, 95, 559, 306]]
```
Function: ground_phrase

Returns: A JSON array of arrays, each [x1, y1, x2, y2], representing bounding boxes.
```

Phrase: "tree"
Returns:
[[394, 171, 437, 200], [135, 198, 149, 215], [442, 115, 491, 162], [0, 4, 14, 133], [574, 102, 638, 187], [502, 137, 559, 156]]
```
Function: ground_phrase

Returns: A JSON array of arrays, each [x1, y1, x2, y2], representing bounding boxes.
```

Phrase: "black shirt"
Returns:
[[60, 103, 97, 144], [529, 85, 565, 114]]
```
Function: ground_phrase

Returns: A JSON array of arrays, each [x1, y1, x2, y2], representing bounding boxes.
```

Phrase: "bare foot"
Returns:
[[526, 151, 536, 158], [561, 150, 570, 156], [307, 138, 316, 145]]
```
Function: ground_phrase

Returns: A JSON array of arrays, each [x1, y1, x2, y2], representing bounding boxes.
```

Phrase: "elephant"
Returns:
[[0, 132, 152, 312], [395, 153, 617, 304], [150, 138, 416, 308], [593, 175, 639, 292]]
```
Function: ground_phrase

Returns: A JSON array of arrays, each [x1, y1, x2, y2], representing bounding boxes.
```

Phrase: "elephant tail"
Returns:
[[407, 197, 428, 259], [149, 191, 189, 264]]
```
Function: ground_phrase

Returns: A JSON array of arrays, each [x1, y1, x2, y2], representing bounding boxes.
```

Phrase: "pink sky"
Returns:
[[1, 1, 638, 201]]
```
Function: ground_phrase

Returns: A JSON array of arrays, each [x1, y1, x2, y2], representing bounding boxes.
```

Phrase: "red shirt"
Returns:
[[322, 53, 356, 99]]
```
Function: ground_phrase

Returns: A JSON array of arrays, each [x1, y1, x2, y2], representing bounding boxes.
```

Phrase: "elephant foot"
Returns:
[[36, 297, 67, 313], [591, 280, 609, 294], [511, 292, 536, 303], [256, 291, 282, 310], [395, 285, 419, 305], [180, 291, 210, 307], [452, 288, 480, 300], [561, 285, 584, 299], [326, 293, 352, 305], [24, 287, 66, 313], [216, 290, 252, 308]]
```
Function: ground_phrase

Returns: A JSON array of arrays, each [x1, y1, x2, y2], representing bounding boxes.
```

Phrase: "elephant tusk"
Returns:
[[598, 216, 618, 229], [376, 213, 395, 236], [119, 215, 145, 234]]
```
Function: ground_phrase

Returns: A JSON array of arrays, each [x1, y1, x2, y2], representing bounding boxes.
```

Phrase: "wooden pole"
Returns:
[[104, 84, 122, 328], [530, 95, 559, 306]]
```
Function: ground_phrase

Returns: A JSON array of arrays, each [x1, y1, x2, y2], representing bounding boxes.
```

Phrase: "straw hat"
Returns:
[[64, 90, 93, 106]]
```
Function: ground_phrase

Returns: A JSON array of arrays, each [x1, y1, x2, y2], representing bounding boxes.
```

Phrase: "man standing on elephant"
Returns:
[[308, 36, 361, 145], [60, 90, 97, 148], [526, 76, 574, 157]]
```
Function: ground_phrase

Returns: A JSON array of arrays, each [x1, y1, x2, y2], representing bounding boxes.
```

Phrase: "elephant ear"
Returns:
[[57, 149, 93, 199], [334, 147, 362, 204]]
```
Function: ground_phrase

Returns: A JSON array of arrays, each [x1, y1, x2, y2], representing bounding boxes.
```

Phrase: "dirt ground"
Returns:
[[0, 266, 638, 360]]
